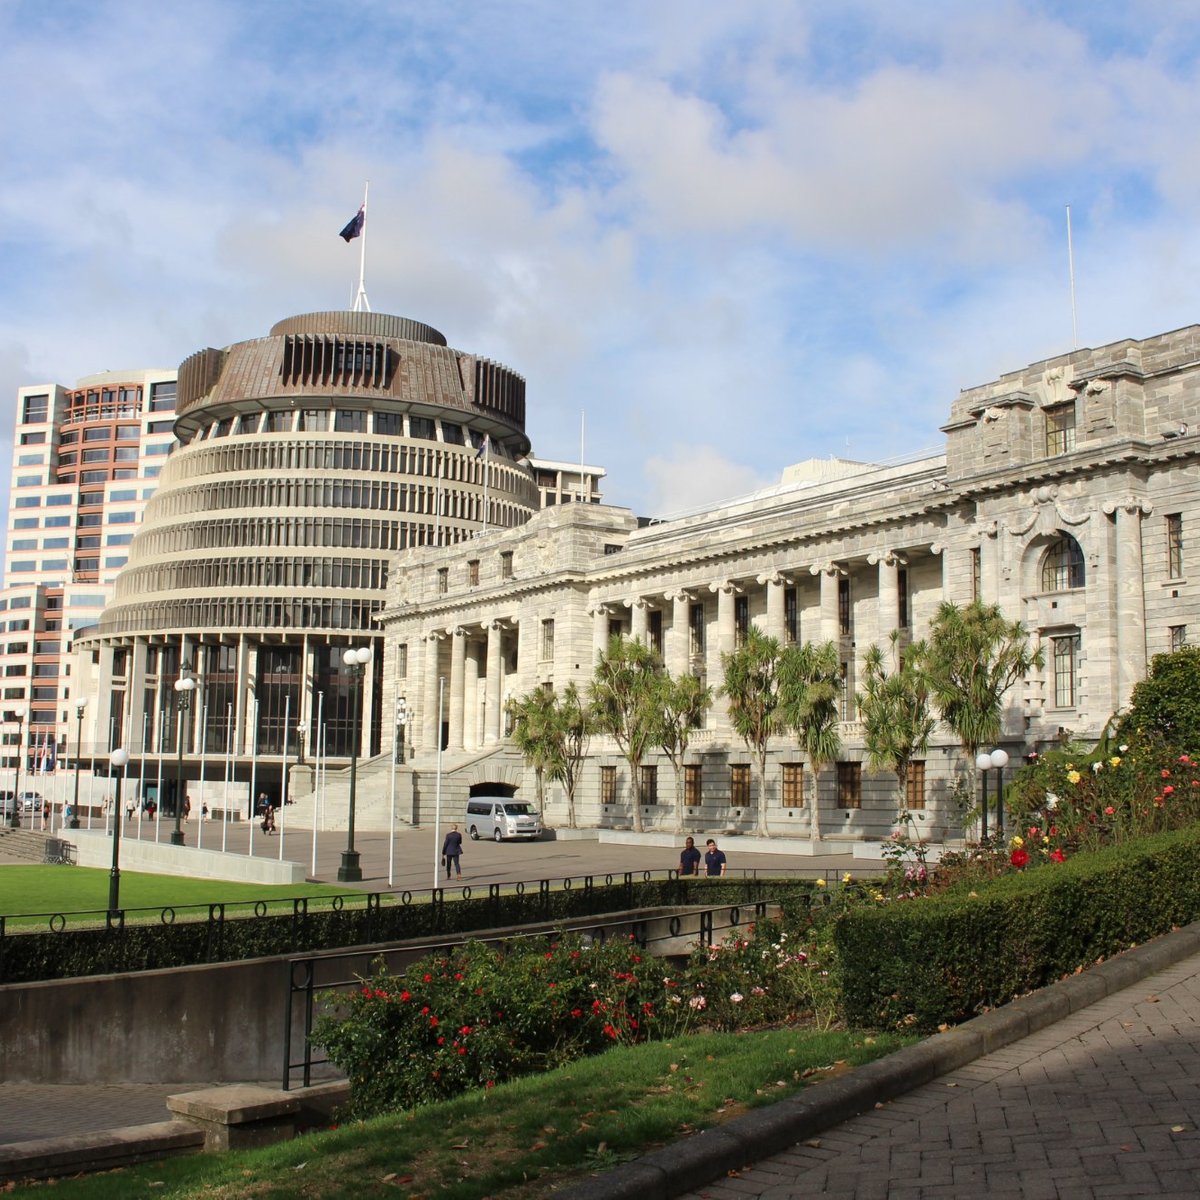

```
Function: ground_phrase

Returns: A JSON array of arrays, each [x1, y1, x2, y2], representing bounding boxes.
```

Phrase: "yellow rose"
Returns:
[[1109, 756, 1122, 768], [1067, 770, 1082, 784], [815, 878, 827, 888], [1010, 835, 1025, 848], [843, 872, 853, 883]]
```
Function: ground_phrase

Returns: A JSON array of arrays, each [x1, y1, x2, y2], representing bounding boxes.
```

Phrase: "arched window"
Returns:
[[1041, 535, 1085, 591]]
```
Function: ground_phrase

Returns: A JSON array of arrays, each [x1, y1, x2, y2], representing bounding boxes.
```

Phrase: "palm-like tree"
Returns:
[[589, 635, 662, 833], [778, 640, 842, 842], [858, 633, 935, 819], [720, 627, 785, 836], [656, 671, 713, 834], [506, 688, 558, 810], [924, 600, 1044, 761], [547, 682, 593, 829]]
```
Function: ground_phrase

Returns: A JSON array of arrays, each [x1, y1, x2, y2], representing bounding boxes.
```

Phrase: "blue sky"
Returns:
[[2, 0, 1200, 515]]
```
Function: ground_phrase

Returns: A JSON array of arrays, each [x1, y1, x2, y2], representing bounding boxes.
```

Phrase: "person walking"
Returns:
[[704, 838, 727, 877], [678, 836, 701, 876], [442, 824, 464, 878]]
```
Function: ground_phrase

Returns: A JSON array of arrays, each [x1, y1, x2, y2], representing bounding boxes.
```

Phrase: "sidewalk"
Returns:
[[574, 925, 1200, 1200]]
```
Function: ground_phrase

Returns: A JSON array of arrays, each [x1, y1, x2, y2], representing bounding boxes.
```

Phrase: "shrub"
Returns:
[[314, 933, 681, 1118], [1116, 645, 1200, 754]]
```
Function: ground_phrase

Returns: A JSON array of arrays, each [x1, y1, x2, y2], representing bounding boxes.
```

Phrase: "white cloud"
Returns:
[[643, 445, 776, 516]]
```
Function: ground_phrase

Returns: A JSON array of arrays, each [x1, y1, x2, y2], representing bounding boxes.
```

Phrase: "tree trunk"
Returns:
[[629, 763, 643, 833], [809, 767, 822, 843], [756, 748, 769, 837], [673, 759, 685, 834]]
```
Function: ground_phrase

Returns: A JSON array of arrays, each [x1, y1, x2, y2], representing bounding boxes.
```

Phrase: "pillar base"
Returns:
[[337, 849, 362, 882], [170, 829, 186, 847]]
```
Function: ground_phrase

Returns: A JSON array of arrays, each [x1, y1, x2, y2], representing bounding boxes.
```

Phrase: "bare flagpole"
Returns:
[[1066, 204, 1078, 350], [481, 437, 491, 533], [353, 182, 370, 312]]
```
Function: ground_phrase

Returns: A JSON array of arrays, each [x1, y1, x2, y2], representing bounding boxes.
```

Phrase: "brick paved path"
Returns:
[[681, 953, 1200, 1200]]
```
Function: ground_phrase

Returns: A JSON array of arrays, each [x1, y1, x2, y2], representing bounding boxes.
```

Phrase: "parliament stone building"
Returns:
[[379, 323, 1198, 846]]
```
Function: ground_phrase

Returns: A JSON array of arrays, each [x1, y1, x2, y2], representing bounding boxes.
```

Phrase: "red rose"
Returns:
[[1010, 848, 1030, 868], [1049, 849, 1066, 863]]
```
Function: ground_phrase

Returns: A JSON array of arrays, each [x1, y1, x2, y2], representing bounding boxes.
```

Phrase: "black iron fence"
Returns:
[[0, 870, 848, 985]]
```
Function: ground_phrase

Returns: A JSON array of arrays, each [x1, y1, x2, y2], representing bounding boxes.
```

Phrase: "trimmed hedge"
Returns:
[[836, 824, 1200, 1031], [0, 877, 818, 984]]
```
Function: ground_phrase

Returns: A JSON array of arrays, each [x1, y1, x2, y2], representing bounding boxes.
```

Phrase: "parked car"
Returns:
[[465, 797, 543, 842], [19, 792, 44, 815], [0, 791, 16, 818]]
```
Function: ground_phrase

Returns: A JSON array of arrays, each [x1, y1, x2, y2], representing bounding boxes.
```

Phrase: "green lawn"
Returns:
[[9, 1025, 912, 1199], [0, 864, 361, 926]]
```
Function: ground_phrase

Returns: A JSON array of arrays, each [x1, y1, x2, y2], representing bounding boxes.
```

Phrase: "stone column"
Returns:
[[813, 563, 842, 643], [666, 591, 691, 678], [448, 628, 467, 752], [591, 605, 611, 663], [629, 598, 649, 645], [463, 636, 480, 751], [484, 621, 504, 745], [1105, 499, 1151, 710], [758, 572, 789, 640], [870, 551, 902, 667], [709, 581, 739, 727]]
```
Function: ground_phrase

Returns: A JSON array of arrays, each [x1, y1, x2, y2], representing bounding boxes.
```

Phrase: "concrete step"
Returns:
[[0, 827, 51, 864]]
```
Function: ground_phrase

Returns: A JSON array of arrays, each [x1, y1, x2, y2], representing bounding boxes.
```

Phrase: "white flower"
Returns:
[[688, 995, 707, 1011], [730, 992, 744, 1003], [1045, 792, 1059, 810], [1119, 743, 1129, 753], [1092, 761, 1103, 773]]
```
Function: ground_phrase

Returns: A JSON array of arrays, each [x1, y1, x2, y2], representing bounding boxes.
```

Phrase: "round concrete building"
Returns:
[[76, 311, 538, 815]]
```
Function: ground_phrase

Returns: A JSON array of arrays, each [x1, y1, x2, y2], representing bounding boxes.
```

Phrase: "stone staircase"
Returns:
[[0, 826, 52, 864], [283, 744, 528, 831]]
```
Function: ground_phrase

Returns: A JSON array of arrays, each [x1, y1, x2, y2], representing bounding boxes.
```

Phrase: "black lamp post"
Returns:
[[108, 747, 130, 917], [171, 662, 197, 847], [337, 644, 372, 883], [9, 707, 25, 829], [70, 698, 88, 829], [395, 697, 407, 764], [975, 748, 1010, 841]]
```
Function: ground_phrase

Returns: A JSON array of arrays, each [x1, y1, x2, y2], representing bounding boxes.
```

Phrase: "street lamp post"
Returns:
[[171, 662, 197, 847], [974, 748, 1010, 841], [108, 747, 130, 918], [395, 697, 407, 764], [296, 721, 308, 765], [70, 698, 88, 829], [9, 707, 25, 829], [338, 644, 372, 883]]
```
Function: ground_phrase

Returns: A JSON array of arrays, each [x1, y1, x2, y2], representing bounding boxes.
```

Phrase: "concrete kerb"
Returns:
[[0, 1122, 205, 1184], [559, 920, 1200, 1200]]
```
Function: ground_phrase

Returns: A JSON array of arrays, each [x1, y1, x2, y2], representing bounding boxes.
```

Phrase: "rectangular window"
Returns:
[[906, 760, 926, 810], [19, 430, 47, 445], [600, 764, 617, 805], [373, 411, 401, 435], [838, 576, 851, 635], [1052, 634, 1079, 707], [734, 595, 749, 647], [334, 410, 366, 433], [540, 618, 555, 661], [1045, 402, 1077, 456], [501, 551, 513, 579], [639, 764, 658, 805], [971, 547, 982, 601], [1167, 514, 1184, 578], [81, 448, 109, 463], [21, 394, 49, 423], [840, 661, 853, 720], [898, 567, 910, 629], [467, 559, 480, 586], [684, 764, 701, 807], [396, 644, 408, 678], [782, 763, 805, 808], [437, 567, 448, 595], [730, 763, 751, 808], [689, 603, 705, 657], [784, 587, 797, 644], [82, 426, 111, 442], [149, 382, 176, 411], [648, 610, 663, 656], [1170, 625, 1187, 652], [837, 761, 862, 809], [14, 497, 40, 508], [410, 416, 436, 440]]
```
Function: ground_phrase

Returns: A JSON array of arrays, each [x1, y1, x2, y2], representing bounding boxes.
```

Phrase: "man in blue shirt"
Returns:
[[678, 836, 701, 876], [704, 838, 727, 877]]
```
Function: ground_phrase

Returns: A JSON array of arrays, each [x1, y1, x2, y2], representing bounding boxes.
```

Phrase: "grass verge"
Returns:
[[11, 1026, 912, 1199], [0, 864, 360, 927]]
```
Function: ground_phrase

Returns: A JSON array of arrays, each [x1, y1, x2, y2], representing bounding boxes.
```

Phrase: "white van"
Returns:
[[465, 796, 543, 842]]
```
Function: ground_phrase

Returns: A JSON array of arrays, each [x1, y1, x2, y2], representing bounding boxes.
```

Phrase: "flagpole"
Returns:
[[1066, 204, 1078, 350], [353, 181, 370, 312], [433, 454, 445, 546], [248, 698, 258, 858]]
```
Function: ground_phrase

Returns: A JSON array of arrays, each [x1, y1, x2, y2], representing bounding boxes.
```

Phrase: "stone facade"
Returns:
[[380, 325, 1200, 845]]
